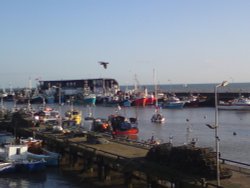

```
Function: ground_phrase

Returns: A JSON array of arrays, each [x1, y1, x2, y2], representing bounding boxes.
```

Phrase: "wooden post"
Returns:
[[124, 172, 133, 188]]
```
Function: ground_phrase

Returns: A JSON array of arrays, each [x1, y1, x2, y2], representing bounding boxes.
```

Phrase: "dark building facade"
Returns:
[[39, 78, 120, 95]]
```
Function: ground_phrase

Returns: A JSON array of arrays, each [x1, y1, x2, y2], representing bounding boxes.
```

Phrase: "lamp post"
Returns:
[[207, 80, 229, 187], [215, 81, 228, 186]]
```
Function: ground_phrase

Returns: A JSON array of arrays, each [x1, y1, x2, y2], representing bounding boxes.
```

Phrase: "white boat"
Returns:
[[218, 96, 250, 110], [0, 144, 46, 172], [151, 111, 165, 123], [161, 95, 186, 109], [151, 69, 165, 123]]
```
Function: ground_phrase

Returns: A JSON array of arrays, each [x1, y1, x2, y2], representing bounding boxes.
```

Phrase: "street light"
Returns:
[[206, 80, 229, 187]]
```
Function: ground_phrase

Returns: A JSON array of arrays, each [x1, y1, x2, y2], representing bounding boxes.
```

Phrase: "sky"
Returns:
[[1, 0, 250, 88]]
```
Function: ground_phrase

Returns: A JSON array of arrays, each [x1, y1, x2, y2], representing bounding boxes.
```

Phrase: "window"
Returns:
[[16, 148, 21, 155]]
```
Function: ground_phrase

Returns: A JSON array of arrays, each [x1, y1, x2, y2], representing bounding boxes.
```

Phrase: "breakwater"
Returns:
[[1, 112, 250, 188]]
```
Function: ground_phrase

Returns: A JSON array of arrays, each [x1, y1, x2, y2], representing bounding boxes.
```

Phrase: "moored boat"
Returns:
[[151, 111, 165, 123], [20, 137, 43, 153], [83, 94, 96, 106], [64, 109, 82, 125], [132, 96, 147, 106], [27, 148, 60, 166], [183, 94, 208, 107], [218, 96, 250, 110], [161, 95, 186, 109], [0, 144, 46, 173], [91, 118, 111, 133], [108, 115, 139, 136], [14, 159, 46, 172], [0, 162, 16, 174], [33, 107, 60, 123]]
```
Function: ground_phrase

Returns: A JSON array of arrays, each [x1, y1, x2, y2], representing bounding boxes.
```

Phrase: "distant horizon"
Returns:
[[2, 81, 250, 90]]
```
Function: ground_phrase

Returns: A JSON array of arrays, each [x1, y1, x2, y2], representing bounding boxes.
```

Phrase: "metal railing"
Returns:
[[220, 157, 250, 174]]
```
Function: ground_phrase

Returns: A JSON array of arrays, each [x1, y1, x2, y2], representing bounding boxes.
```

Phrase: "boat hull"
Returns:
[[15, 160, 46, 172], [27, 149, 60, 166], [133, 98, 147, 106], [113, 128, 139, 135], [0, 163, 16, 174], [162, 102, 185, 109]]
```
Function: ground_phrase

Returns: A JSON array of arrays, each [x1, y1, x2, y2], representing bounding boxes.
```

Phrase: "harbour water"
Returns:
[[0, 168, 86, 188], [1, 101, 250, 187]]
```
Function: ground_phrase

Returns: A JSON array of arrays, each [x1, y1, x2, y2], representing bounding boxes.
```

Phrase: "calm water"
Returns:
[[0, 168, 87, 188], [1, 102, 250, 187], [89, 105, 250, 164]]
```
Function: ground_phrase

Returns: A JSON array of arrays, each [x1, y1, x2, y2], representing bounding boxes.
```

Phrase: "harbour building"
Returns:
[[39, 78, 120, 96]]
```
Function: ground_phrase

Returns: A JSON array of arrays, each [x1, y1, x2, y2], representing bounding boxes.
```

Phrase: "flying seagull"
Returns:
[[205, 124, 216, 129], [99, 61, 109, 69]]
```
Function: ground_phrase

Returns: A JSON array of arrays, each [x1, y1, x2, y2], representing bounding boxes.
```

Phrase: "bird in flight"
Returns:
[[99, 61, 109, 69]]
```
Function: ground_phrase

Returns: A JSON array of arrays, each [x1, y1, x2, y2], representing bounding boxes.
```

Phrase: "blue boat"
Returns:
[[83, 94, 96, 106], [0, 162, 16, 174], [161, 95, 186, 109], [0, 144, 46, 172], [15, 159, 46, 172]]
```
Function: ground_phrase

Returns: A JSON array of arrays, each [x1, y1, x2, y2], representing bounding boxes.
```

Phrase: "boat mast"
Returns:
[[153, 69, 158, 107]]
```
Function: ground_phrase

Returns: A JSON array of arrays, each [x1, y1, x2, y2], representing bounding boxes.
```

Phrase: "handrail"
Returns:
[[220, 157, 250, 167]]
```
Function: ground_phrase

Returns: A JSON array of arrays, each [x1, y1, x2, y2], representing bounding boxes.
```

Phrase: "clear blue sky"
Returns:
[[1, 0, 250, 88]]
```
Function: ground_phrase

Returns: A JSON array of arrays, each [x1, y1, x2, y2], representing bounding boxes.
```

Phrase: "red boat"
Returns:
[[20, 137, 43, 153], [145, 95, 156, 105], [108, 115, 139, 135], [112, 126, 139, 135], [133, 97, 147, 106]]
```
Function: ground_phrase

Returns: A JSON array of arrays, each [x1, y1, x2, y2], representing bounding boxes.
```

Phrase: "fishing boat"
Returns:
[[161, 95, 186, 109], [218, 96, 250, 110], [33, 107, 60, 123], [183, 94, 208, 107], [108, 115, 139, 135], [83, 94, 96, 106], [0, 144, 46, 172], [15, 159, 46, 172], [91, 118, 111, 133], [132, 93, 156, 106], [64, 109, 82, 125], [20, 137, 43, 153], [0, 162, 16, 174], [119, 99, 132, 107], [27, 148, 60, 166], [145, 94, 156, 105]]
